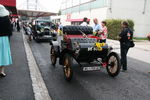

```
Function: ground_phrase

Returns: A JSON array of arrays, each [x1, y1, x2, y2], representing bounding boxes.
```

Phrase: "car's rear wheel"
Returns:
[[106, 52, 121, 77], [63, 54, 73, 82], [50, 46, 57, 66]]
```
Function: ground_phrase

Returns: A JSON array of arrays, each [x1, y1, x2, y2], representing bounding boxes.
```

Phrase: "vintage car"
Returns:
[[50, 26, 121, 81], [32, 20, 57, 42]]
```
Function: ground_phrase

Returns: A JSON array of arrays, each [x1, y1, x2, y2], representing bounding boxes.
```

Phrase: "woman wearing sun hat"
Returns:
[[0, 5, 12, 77]]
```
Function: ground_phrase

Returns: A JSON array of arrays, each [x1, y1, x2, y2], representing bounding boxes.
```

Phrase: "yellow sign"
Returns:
[[95, 42, 106, 51]]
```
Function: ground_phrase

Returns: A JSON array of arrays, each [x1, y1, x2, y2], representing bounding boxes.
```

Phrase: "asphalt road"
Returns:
[[29, 40, 150, 100]]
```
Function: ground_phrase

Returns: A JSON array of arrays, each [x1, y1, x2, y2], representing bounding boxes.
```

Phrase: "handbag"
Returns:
[[129, 40, 135, 48]]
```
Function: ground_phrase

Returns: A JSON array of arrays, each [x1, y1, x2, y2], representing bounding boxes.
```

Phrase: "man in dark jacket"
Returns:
[[118, 21, 133, 71]]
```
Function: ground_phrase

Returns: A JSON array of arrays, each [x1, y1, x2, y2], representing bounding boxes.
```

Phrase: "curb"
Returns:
[[22, 33, 52, 100]]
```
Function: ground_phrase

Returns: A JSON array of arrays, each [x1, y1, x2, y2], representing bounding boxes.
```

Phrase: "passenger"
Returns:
[[0, 5, 13, 77], [80, 17, 88, 26], [93, 18, 101, 36], [98, 21, 107, 43]]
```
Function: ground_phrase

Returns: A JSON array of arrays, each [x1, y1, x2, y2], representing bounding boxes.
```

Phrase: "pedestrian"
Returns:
[[98, 21, 107, 43], [26, 24, 32, 41], [147, 32, 150, 41], [118, 21, 133, 71], [0, 5, 13, 77], [80, 17, 88, 26], [93, 18, 101, 36], [16, 20, 20, 32], [58, 22, 63, 35]]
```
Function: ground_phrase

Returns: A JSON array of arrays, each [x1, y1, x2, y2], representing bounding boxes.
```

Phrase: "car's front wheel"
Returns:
[[50, 46, 57, 66], [106, 52, 121, 77], [63, 54, 73, 82]]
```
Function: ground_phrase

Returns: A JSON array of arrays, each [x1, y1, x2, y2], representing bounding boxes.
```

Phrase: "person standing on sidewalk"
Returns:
[[118, 21, 133, 71], [0, 5, 13, 77], [26, 24, 32, 41], [93, 18, 101, 36], [99, 21, 107, 43], [16, 20, 20, 32]]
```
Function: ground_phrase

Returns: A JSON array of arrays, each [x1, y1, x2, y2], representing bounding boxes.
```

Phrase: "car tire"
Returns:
[[106, 52, 121, 77], [50, 46, 57, 66], [63, 53, 73, 82]]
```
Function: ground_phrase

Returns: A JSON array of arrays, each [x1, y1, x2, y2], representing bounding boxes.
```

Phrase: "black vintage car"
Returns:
[[50, 26, 121, 82], [32, 20, 57, 42]]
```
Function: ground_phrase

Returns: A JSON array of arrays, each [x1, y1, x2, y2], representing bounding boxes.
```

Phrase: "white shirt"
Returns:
[[80, 22, 88, 26], [93, 24, 101, 32]]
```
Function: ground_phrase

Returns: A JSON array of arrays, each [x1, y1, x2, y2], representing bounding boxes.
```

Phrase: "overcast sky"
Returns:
[[17, 0, 62, 13]]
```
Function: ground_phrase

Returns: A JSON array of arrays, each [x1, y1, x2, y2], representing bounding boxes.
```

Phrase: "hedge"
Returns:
[[105, 19, 134, 40]]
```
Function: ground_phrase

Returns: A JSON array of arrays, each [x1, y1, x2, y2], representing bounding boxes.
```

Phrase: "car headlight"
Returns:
[[74, 42, 80, 49], [73, 42, 80, 54], [37, 31, 40, 34]]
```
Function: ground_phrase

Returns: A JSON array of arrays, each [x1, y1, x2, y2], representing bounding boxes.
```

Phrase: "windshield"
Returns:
[[37, 21, 51, 28]]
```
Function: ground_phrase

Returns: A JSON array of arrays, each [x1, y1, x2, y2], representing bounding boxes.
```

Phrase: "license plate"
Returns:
[[44, 35, 51, 38], [83, 66, 101, 71]]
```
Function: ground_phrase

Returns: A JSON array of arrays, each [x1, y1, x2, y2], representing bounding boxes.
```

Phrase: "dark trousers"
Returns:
[[120, 44, 129, 70]]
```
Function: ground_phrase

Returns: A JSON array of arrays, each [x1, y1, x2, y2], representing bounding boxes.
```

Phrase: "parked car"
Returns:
[[50, 26, 121, 82], [32, 20, 57, 42]]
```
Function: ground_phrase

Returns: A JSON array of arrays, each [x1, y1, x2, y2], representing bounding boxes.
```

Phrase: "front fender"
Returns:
[[59, 49, 74, 65], [50, 41, 60, 56]]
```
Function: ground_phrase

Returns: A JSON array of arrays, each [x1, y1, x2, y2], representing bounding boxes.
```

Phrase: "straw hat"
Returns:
[[0, 4, 9, 17]]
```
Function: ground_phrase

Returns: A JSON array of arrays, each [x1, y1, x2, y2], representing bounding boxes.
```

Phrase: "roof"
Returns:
[[17, 10, 57, 17], [0, 0, 16, 7], [0, 0, 17, 15], [51, 16, 61, 20], [5, 6, 17, 15], [66, 18, 90, 22]]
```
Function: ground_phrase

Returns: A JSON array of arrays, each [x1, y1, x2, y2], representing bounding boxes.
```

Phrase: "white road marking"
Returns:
[[22, 33, 51, 100]]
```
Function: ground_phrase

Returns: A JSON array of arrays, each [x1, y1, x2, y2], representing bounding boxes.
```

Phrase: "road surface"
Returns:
[[29, 40, 150, 100]]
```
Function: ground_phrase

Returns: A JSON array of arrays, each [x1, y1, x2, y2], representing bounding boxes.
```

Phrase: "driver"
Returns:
[[80, 17, 88, 26]]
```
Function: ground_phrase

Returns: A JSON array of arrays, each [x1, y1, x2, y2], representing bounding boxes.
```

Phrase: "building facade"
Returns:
[[60, 0, 150, 37], [51, 16, 61, 24]]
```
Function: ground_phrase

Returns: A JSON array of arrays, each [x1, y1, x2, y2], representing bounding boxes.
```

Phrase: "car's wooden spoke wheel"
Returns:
[[50, 46, 56, 66], [106, 52, 121, 77], [63, 54, 73, 81]]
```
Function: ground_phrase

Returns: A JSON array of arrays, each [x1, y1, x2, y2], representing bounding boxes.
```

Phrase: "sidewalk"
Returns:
[[107, 39, 150, 64], [0, 32, 34, 100]]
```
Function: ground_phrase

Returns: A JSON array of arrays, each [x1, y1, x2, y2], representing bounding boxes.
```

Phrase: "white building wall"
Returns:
[[107, 0, 150, 37], [61, 7, 108, 26], [60, 0, 150, 37], [60, 15, 71, 25]]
